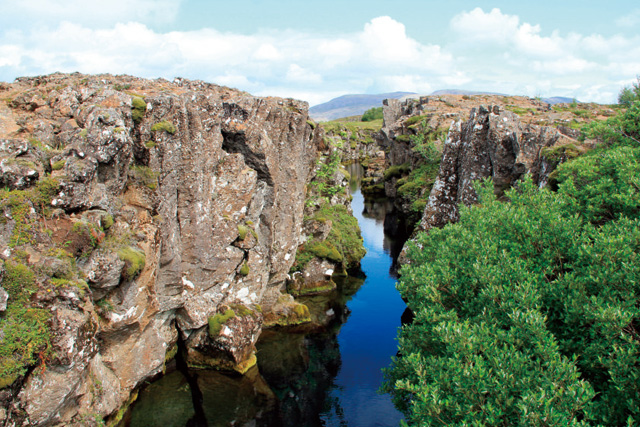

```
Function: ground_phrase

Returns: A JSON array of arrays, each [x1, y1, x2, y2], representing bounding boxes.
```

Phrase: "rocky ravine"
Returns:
[[0, 73, 322, 425]]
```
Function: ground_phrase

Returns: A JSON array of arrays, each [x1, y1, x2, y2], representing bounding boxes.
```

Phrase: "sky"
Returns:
[[1, 0, 639, 105]]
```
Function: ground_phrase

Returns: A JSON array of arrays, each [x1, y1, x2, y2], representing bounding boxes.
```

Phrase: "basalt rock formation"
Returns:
[[0, 73, 321, 425], [378, 95, 592, 234], [419, 104, 576, 232]]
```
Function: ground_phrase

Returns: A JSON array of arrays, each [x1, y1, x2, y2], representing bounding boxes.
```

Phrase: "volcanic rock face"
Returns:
[[0, 73, 320, 425], [419, 105, 570, 232]]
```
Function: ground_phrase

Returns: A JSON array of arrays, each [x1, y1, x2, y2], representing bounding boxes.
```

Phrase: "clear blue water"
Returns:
[[319, 187, 406, 427]]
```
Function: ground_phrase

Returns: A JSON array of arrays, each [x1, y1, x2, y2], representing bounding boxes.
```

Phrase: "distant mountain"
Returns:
[[310, 91, 578, 121], [309, 92, 416, 121], [541, 96, 577, 105], [430, 89, 507, 96], [431, 90, 578, 105]]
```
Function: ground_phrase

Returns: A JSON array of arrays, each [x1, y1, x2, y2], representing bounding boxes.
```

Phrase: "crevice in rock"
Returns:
[[220, 131, 273, 187], [175, 325, 209, 427]]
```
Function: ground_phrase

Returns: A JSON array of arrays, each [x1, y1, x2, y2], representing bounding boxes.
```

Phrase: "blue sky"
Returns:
[[2, 0, 639, 105]]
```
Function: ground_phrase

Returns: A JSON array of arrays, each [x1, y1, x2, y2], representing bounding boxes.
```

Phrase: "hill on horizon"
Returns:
[[309, 92, 415, 121], [310, 90, 579, 121]]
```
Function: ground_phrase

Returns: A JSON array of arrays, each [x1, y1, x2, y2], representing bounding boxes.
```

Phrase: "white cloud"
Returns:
[[0, 10, 638, 105], [254, 44, 282, 61], [286, 64, 322, 85], [1, 0, 183, 27], [616, 9, 640, 27], [451, 7, 520, 42]]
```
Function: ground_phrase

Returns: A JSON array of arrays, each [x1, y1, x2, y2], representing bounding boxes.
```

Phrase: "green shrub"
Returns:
[[117, 246, 146, 280], [384, 148, 640, 425], [361, 107, 383, 122], [208, 309, 236, 337], [552, 145, 640, 224], [618, 76, 640, 107], [150, 120, 176, 134]]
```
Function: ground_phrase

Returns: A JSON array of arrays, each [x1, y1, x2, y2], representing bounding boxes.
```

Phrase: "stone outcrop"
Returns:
[[0, 73, 321, 425], [419, 105, 573, 232]]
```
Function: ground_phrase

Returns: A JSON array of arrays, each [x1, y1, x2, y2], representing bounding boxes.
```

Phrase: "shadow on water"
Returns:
[[124, 163, 409, 426]]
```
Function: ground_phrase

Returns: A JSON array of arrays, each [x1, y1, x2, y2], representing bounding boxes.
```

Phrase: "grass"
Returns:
[[237, 224, 249, 240], [384, 163, 411, 181], [51, 159, 66, 171], [321, 118, 383, 133], [0, 177, 60, 247], [505, 105, 535, 116]]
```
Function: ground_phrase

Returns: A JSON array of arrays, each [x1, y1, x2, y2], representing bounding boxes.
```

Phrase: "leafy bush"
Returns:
[[584, 97, 640, 146], [361, 107, 383, 122], [383, 145, 640, 426], [618, 76, 640, 107], [552, 146, 640, 224]]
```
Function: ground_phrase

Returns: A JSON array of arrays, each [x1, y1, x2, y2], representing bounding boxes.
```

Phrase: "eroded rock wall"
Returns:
[[418, 105, 571, 232], [0, 73, 319, 425]]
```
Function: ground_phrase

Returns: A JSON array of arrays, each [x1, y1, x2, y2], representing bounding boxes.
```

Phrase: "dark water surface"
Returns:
[[124, 164, 406, 426]]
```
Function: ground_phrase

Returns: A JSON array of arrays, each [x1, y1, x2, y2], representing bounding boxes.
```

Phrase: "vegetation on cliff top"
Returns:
[[383, 101, 640, 426]]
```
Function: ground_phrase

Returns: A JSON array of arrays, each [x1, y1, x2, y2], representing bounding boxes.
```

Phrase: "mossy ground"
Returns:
[[0, 261, 52, 388]]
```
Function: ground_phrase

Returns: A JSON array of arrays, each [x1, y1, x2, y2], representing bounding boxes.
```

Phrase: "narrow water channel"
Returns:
[[319, 164, 406, 426], [124, 163, 407, 426]]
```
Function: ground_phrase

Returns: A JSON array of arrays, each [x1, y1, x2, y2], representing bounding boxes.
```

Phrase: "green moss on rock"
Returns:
[[117, 246, 146, 280], [131, 97, 147, 124], [151, 120, 176, 134], [208, 309, 236, 337]]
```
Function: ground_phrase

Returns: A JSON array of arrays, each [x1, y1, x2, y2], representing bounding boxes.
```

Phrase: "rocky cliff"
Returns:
[[378, 94, 596, 231], [0, 73, 321, 425]]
